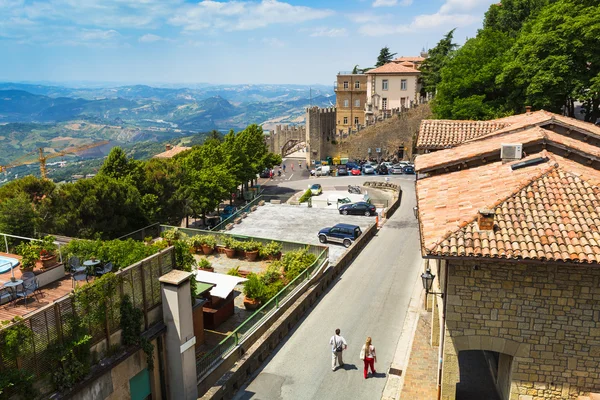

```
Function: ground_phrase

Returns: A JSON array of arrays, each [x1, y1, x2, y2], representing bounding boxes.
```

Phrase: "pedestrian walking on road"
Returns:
[[330, 328, 347, 371], [359, 337, 377, 379], [291, 164, 294, 171], [283, 163, 286, 173]]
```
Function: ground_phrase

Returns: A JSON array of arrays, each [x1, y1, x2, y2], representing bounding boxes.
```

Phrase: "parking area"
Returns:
[[228, 203, 375, 264]]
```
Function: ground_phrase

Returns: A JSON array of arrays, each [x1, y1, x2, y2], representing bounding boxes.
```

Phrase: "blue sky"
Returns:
[[0, 0, 497, 85]]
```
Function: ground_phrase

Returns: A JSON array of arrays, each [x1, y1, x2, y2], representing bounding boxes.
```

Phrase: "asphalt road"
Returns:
[[233, 176, 422, 400]]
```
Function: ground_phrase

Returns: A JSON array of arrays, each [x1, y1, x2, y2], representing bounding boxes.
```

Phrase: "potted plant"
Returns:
[[15, 242, 40, 272], [161, 228, 182, 246], [243, 273, 265, 310], [226, 266, 241, 277], [198, 258, 214, 272], [222, 236, 237, 259], [199, 235, 217, 255], [189, 235, 203, 253], [39, 235, 58, 268], [244, 240, 262, 261], [259, 241, 283, 260]]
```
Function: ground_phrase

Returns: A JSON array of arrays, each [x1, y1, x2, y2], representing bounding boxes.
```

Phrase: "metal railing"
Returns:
[[0, 232, 65, 268], [210, 195, 265, 232], [116, 222, 161, 242], [196, 247, 328, 379]]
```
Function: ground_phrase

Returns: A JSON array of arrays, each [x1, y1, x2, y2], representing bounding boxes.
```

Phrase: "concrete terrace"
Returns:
[[227, 203, 375, 264]]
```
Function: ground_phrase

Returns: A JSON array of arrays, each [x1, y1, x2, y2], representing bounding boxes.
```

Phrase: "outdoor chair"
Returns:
[[69, 256, 81, 270], [0, 287, 13, 306], [15, 279, 40, 308], [95, 262, 113, 277], [71, 268, 88, 288]]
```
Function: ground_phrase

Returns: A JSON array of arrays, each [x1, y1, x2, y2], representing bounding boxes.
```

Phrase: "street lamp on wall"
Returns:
[[421, 268, 443, 298]]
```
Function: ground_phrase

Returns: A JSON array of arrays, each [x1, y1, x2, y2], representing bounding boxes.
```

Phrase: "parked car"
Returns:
[[346, 162, 361, 171], [351, 168, 361, 176], [402, 165, 415, 174], [318, 223, 362, 248], [376, 164, 389, 175], [363, 165, 375, 174], [259, 168, 271, 178], [311, 165, 331, 176], [337, 165, 349, 176], [390, 164, 405, 174], [310, 183, 322, 195], [338, 201, 377, 216]]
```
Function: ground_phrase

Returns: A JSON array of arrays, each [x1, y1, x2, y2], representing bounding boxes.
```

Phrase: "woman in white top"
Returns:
[[360, 336, 377, 379]]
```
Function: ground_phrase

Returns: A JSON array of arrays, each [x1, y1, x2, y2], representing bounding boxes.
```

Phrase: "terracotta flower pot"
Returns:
[[201, 244, 214, 255], [200, 266, 214, 273], [243, 296, 261, 311], [267, 252, 282, 261], [40, 254, 57, 268], [238, 269, 250, 278], [224, 248, 236, 259], [245, 250, 259, 261]]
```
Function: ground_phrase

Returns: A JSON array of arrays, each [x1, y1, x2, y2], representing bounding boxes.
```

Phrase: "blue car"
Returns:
[[318, 223, 362, 248]]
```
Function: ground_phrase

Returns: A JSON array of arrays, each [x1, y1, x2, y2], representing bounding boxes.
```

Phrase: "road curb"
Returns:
[[381, 260, 425, 400]]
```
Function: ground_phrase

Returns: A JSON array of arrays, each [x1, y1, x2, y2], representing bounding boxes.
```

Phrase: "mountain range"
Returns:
[[0, 82, 335, 167]]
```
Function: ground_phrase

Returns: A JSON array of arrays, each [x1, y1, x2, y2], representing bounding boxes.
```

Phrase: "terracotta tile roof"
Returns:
[[393, 56, 426, 63], [430, 166, 600, 264], [416, 120, 510, 150], [366, 62, 421, 75], [415, 127, 546, 172], [153, 145, 191, 159]]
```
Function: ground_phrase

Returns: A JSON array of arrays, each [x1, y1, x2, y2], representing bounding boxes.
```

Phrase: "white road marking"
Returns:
[[287, 173, 294, 181]]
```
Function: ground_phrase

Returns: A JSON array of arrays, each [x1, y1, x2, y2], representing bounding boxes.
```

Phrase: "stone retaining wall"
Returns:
[[199, 222, 379, 399]]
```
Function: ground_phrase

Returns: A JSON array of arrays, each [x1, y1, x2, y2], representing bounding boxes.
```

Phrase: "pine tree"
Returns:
[[376, 47, 397, 67]]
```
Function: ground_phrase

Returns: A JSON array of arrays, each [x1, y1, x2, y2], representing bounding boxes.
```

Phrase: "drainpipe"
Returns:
[[437, 259, 449, 400]]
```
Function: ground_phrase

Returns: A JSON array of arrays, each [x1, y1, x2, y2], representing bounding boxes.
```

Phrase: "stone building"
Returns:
[[365, 60, 423, 123], [335, 72, 367, 136], [306, 106, 336, 165], [415, 110, 600, 400], [266, 125, 306, 156]]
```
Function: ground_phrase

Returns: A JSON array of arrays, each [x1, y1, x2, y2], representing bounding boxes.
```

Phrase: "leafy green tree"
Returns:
[[498, 0, 600, 121], [0, 193, 36, 238], [99, 147, 141, 180], [47, 175, 147, 239], [419, 29, 457, 95], [136, 158, 185, 225], [484, 0, 554, 36], [433, 29, 515, 119], [376, 47, 397, 67], [0, 175, 55, 203]]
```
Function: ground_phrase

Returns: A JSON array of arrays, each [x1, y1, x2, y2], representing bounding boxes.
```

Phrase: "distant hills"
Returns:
[[0, 82, 335, 169]]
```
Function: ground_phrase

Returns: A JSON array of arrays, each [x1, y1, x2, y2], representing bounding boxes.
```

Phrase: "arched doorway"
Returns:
[[456, 350, 513, 400], [281, 139, 306, 156]]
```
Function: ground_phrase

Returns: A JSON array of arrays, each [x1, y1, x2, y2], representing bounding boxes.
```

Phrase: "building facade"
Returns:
[[335, 73, 367, 136], [415, 110, 600, 400], [365, 62, 422, 123]]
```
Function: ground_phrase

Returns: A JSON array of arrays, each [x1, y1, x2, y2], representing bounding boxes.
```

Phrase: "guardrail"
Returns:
[[196, 247, 328, 380], [210, 195, 264, 232]]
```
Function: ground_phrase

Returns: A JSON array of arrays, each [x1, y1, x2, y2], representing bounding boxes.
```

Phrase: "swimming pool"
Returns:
[[0, 255, 20, 274]]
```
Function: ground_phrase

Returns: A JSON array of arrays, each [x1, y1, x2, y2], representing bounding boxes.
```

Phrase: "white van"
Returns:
[[311, 165, 330, 176]]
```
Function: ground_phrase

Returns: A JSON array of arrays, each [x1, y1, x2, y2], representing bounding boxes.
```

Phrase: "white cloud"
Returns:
[[372, 0, 412, 7], [262, 37, 284, 47], [310, 28, 347, 38], [139, 33, 163, 43], [169, 0, 334, 32], [359, 0, 492, 36]]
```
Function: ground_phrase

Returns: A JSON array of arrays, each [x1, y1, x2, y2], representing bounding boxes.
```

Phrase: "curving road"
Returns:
[[233, 175, 422, 400]]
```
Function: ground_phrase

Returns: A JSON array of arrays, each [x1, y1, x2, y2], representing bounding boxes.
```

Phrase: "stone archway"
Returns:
[[443, 335, 528, 400], [281, 139, 306, 156]]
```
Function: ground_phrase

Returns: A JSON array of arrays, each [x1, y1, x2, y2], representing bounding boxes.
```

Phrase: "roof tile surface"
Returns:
[[416, 120, 510, 150], [366, 63, 421, 75]]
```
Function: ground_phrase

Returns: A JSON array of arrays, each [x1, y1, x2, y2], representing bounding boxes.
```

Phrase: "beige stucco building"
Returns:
[[335, 73, 367, 135], [365, 60, 422, 123], [415, 110, 600, 400]]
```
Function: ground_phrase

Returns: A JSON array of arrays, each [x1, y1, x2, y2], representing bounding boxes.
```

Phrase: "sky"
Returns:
[[0, 0, 498, 85]]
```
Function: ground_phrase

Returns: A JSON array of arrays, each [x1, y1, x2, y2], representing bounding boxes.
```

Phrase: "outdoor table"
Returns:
[[83, 259, 101, 275], [3, 279, 24, 297]]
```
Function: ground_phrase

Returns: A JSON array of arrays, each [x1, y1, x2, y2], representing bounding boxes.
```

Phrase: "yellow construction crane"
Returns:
[[0, 140, 109, 179]]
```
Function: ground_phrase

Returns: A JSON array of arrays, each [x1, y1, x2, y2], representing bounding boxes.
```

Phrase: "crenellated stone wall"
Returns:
[[266, 125, 306, 156], [306, 106, 336, 165], [440, 259, 600, 400]]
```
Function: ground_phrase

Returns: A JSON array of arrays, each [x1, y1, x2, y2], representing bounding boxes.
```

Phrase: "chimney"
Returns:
[[477, 208, 495, 231], [525, 105, 532, 113], [165, 144, 172, 151]]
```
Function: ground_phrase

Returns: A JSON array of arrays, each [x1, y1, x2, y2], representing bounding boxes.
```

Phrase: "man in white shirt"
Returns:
[[329, 328, 347, 371]]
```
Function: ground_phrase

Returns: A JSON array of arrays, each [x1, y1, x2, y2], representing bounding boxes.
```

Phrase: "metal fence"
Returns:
[[210, 195, 265, 232], [0, 247, 174, 381], [195, 246, 328, 379], [116, 222, 161, 242]]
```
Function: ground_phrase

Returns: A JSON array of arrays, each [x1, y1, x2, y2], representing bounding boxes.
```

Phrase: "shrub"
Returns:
[[259, 241, 282, 258], [281, 248, 317, 281], [298, 189, 312, 203], [198, 258, 212, 270], [222, 236, 235, 249], [227, 266, 241, 277], [161, 228, 183, 243], [64, 238, 165, 270], [14, 241, 39, 270], [199, 235, 217, 247], [40, 235, 57, 257], [243, 240, 262, 252], [243, 273, 266, 300]]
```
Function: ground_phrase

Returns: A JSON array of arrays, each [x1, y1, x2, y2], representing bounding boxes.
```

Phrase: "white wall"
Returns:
[[366, 74, 421, 111]]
